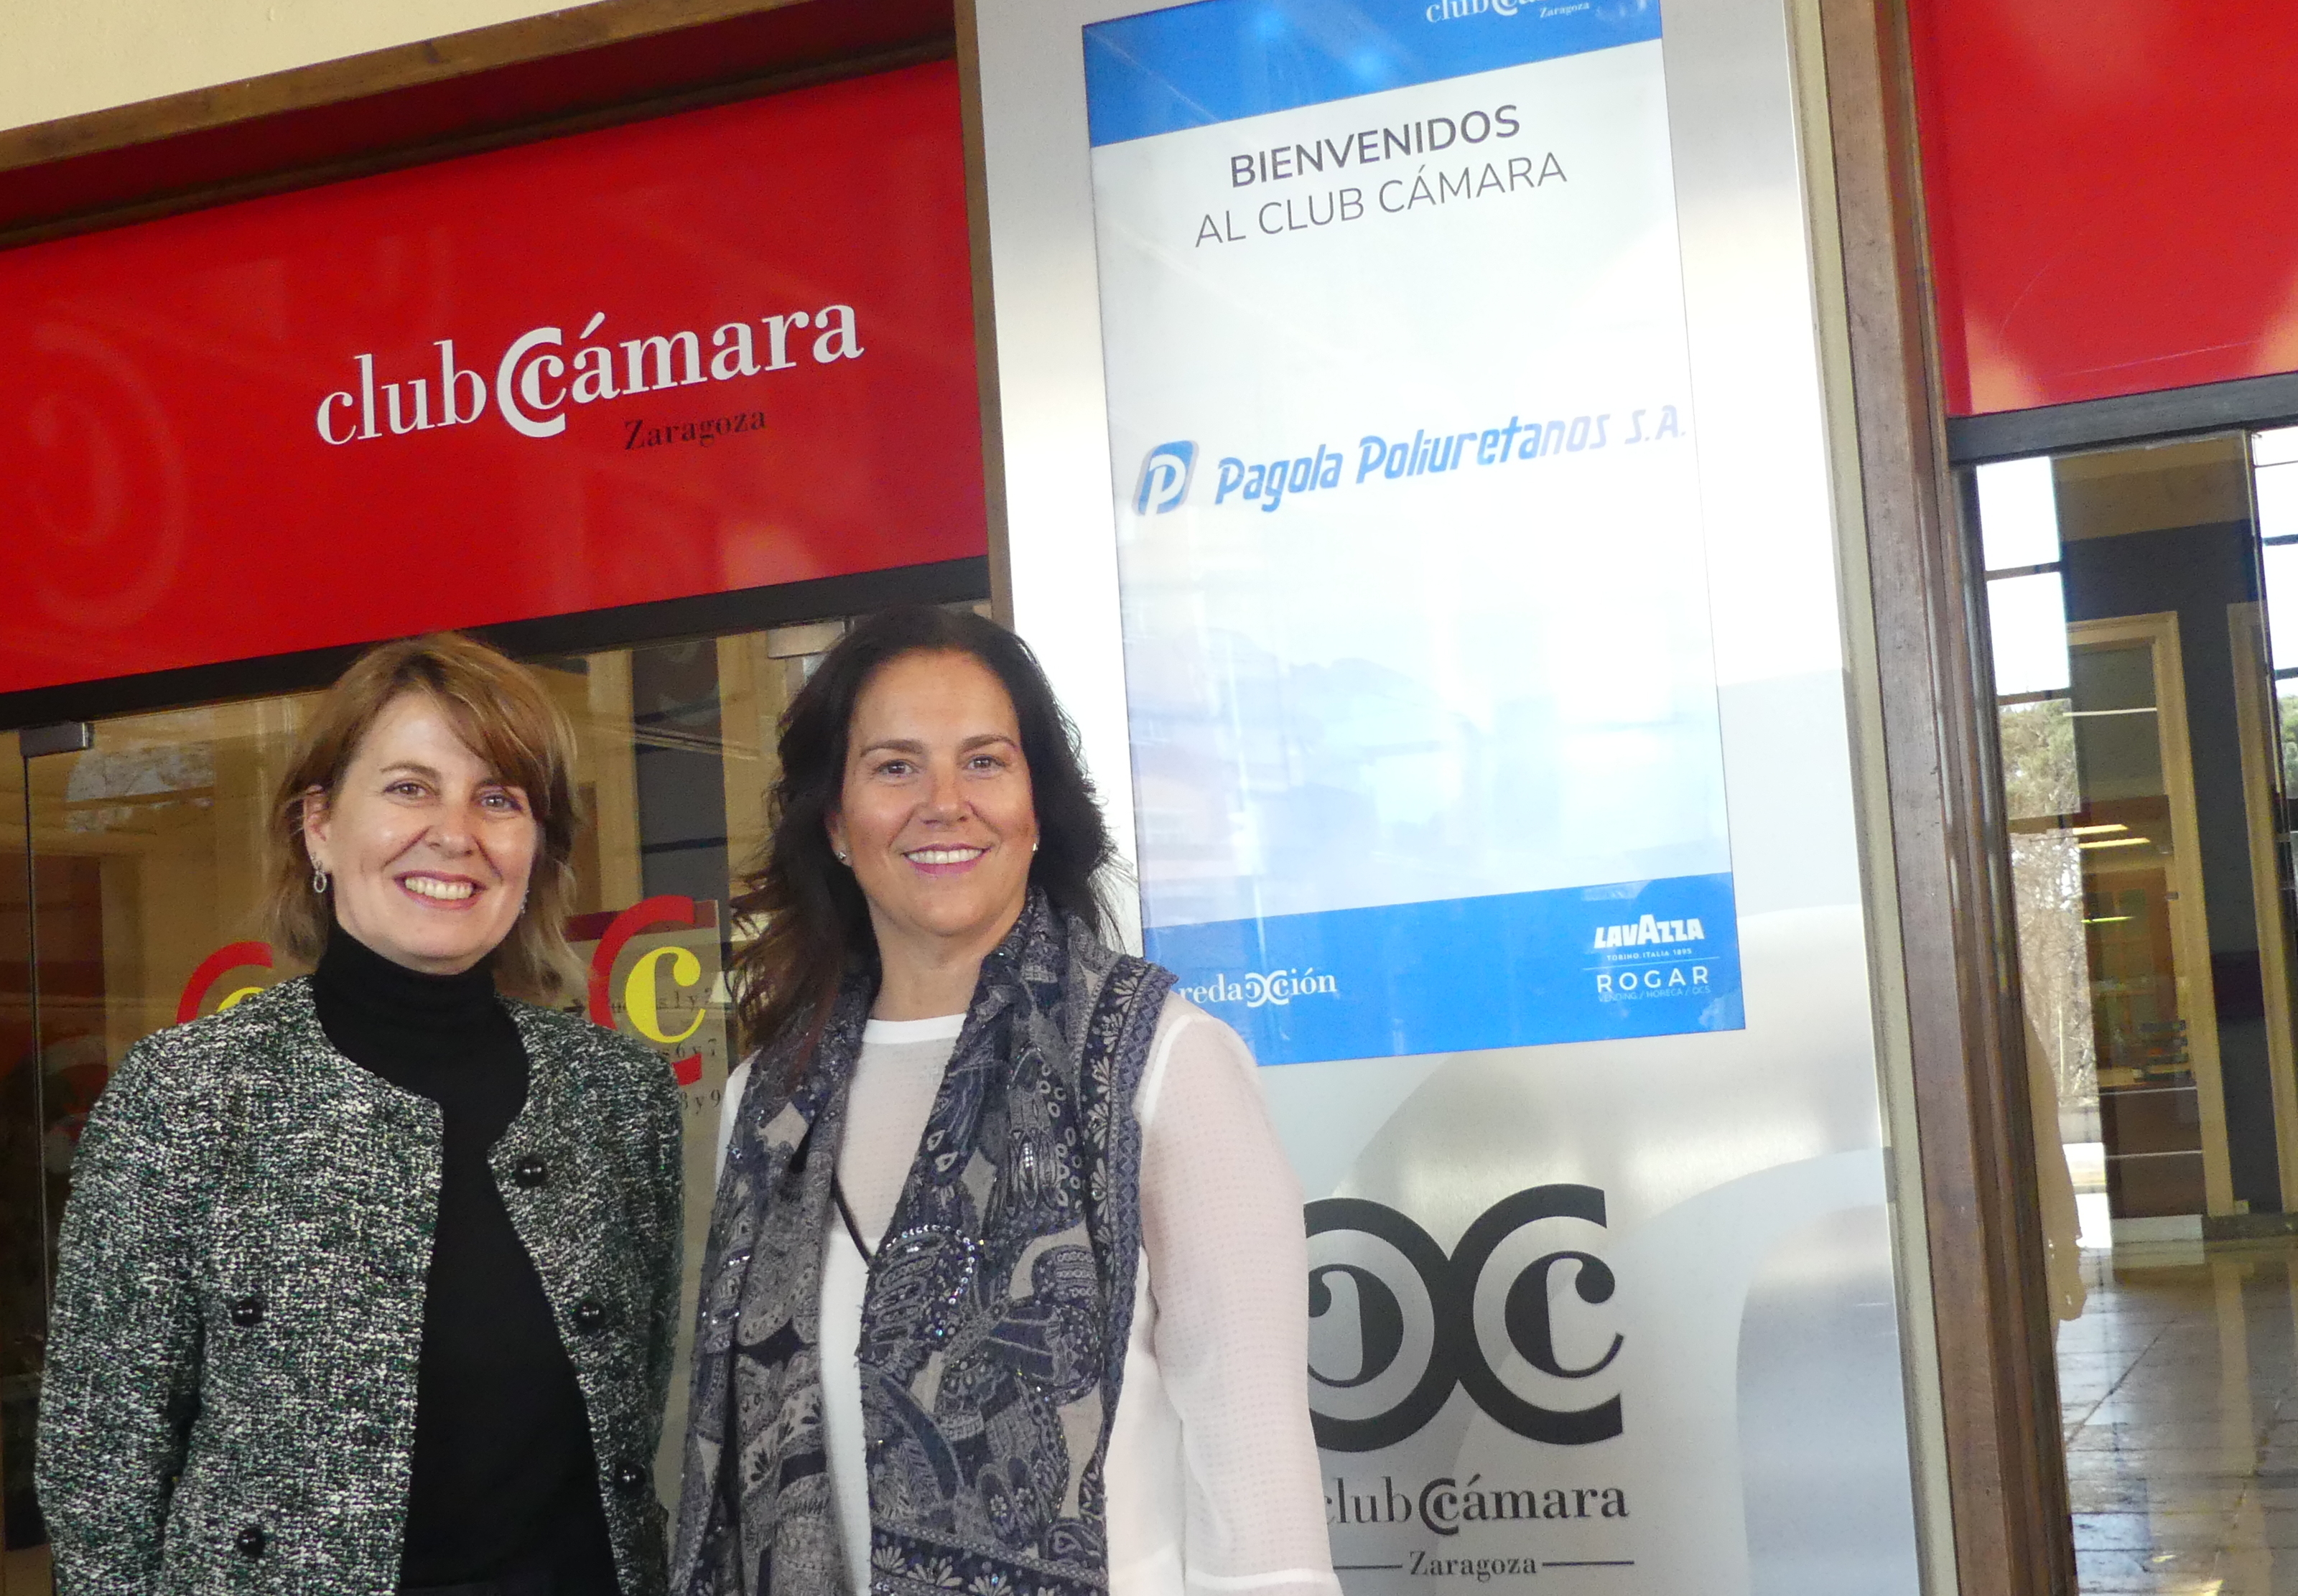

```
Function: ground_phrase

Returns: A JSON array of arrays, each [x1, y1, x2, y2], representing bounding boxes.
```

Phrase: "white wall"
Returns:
[[0, 0, 600, 134]]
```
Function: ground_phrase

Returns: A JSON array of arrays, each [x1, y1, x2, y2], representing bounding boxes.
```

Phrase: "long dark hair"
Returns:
[[728, 605, 1116, 1069]]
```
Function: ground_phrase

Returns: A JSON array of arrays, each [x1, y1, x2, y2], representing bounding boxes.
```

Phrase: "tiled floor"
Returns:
[[2060, 1238, 2298, 1592]]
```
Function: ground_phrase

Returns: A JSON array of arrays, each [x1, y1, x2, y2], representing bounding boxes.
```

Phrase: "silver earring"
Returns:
[[310, 865, 330, 895], [835, 850, 850, 865], [1032, 839, 1040, 854]]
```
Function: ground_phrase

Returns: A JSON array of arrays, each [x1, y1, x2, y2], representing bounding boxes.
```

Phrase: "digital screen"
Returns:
[[1082, 0, 1741, 1063]]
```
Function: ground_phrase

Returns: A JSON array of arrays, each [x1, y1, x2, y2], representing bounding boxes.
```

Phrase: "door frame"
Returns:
[[2226, 601, 2298, 1214], [1817, 0, 2077, 1586], [2067, 609, 2233, 1220]]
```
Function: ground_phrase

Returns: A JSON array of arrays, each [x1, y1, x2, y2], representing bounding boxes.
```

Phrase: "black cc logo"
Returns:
[[1305, 1185, 1622, 1452]]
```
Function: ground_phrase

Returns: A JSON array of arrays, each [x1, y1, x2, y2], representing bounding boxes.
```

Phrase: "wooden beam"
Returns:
[[0, 0, 808, 173], [0, 0, 954, 248], [1815, 1, 2077, 1592]]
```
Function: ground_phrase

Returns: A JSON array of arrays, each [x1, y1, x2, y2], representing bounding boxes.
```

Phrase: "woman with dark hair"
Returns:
[[675, 607, 1334, 1596], [39, 633, 682, 1596]]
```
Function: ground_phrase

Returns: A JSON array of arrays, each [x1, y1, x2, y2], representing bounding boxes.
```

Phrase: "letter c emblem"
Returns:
[[588, 895, 707, 1085], [625, 946, 706, 1045], [496, 326, 567, 439], [1306, 1185, 1624, 1450]]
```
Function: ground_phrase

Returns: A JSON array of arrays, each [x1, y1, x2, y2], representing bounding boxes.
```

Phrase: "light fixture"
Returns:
[[2080, 837, 2154, 850], [2070, 823, 2128, 836]]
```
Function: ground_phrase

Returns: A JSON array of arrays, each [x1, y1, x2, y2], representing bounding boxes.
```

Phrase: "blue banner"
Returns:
[[1148, 873, 1741, 1065], [1084, 0, 1663, 146], [1089, 0, 1736, 1069]]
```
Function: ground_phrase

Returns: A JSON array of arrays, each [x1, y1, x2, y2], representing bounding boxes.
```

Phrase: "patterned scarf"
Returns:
[[673, 893, 1176, 1596]]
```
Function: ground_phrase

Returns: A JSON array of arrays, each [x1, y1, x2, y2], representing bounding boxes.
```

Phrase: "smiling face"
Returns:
[[828, 649, 1038, 982], [302, 691, 539, 975]]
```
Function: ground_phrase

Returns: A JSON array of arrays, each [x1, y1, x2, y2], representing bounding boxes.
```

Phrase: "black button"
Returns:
[[235, 1523, 266, 1559], [610, 1459, 647, 1497], [572, 1297, 608, 1334], [228, 1294, 264, 1328], [512, 1154, 549, 1189]]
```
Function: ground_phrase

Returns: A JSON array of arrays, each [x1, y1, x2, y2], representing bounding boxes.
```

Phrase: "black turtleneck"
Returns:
[[312, 930, 615, 1593]]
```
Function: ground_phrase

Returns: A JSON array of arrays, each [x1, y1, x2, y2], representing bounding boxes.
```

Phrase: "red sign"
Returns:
[[1910, 1, 2298, 414], [0, 62, 983, 695]]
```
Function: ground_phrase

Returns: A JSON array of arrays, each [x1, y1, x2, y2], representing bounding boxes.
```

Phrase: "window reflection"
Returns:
[[1990, 571, 2073, 697], [0, 605, 990, 1580], [2001, 696, 2095, 1141], [1977, 454, 2063, 572]]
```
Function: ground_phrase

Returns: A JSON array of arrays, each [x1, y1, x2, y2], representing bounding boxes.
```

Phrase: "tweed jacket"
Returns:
[[34, 976, 683, 1596]]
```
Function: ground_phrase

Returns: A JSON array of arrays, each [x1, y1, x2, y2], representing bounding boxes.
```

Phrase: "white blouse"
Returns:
[[715, 994, 1336, 1596]]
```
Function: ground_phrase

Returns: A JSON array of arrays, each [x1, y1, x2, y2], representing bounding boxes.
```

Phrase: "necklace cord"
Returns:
[[832, 1175, 875, 1265]]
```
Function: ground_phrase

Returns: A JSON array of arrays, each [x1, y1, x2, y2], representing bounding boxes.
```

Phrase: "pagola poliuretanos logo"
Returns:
[[312, 303, 866, 444], [1124, 404, 1685, 519], [1135, 440, 1198, 513]]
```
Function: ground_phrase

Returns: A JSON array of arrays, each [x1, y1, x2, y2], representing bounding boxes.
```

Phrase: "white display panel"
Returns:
[[969, 0, 1932, 1590]]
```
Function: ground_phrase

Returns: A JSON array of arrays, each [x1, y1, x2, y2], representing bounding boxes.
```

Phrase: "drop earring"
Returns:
[[310, 864, 330, 895]]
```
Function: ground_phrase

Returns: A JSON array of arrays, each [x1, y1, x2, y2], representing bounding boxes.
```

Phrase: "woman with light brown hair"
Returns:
[[37, 633, 683, 1596]]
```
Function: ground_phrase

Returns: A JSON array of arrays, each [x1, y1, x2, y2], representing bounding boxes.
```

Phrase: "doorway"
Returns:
[[1976, 427, 2298, 1589]]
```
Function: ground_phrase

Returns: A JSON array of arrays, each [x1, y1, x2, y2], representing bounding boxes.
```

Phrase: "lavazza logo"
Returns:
[[1589, 913, 1705, 952], [1591, 912, 1713, 1000], [311, 302, 865, 445]]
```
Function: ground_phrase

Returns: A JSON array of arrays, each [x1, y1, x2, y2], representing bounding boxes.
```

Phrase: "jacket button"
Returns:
[[610, 1459, 648, 1497], [228, 1294, 264, 1328], [235, 1523, 267, 1559], [513, 1153, 549, 1189], [572, 1297, 608, 1333]]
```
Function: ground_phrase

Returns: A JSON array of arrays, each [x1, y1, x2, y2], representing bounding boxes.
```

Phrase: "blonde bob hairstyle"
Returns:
[[264, 633, 585, 999]]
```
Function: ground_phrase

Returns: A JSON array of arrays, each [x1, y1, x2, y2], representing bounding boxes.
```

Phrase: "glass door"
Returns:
[[1975, 432, 2298, 1592], [0, 610, 929, 1590]]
